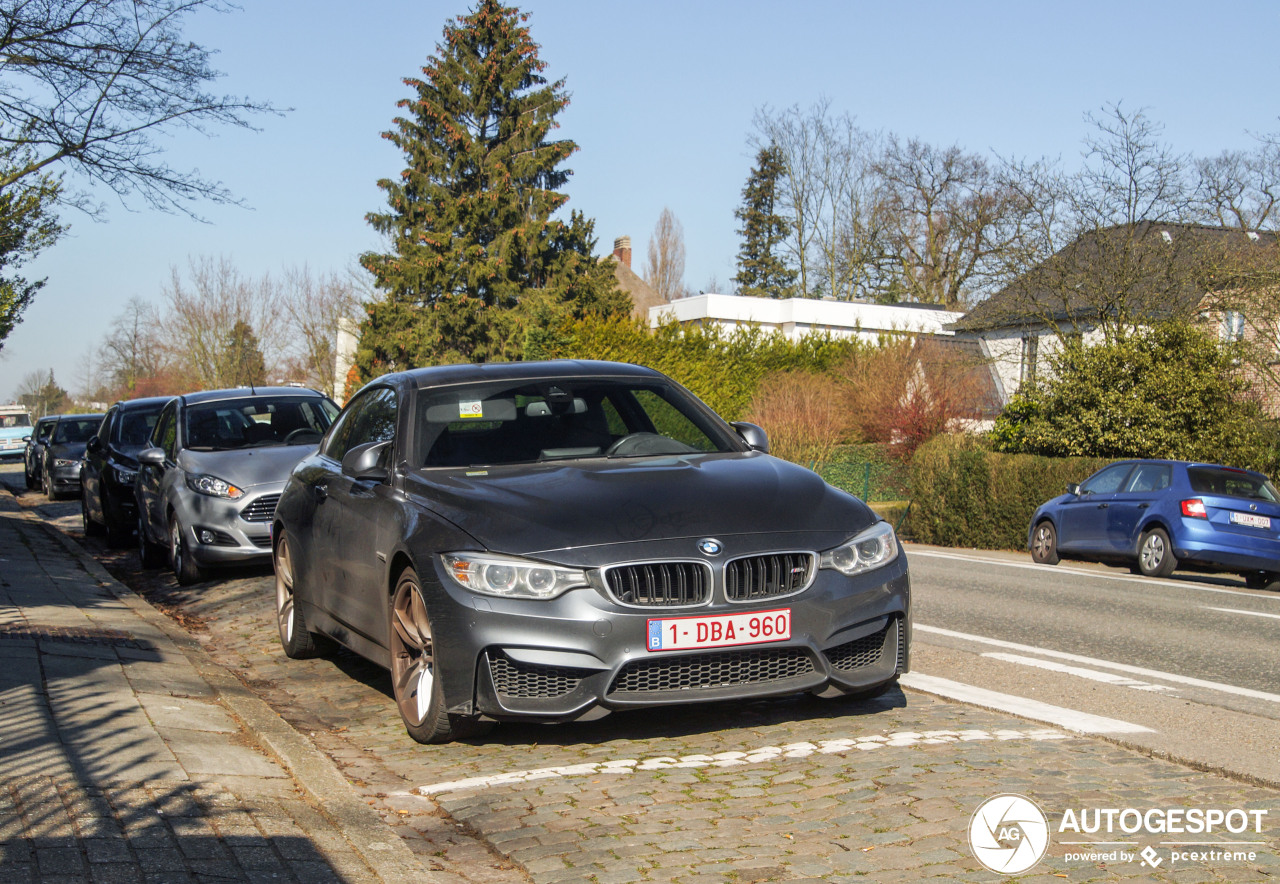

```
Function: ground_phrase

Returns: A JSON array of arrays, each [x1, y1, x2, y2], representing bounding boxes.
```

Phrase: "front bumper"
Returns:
[[175, 485, 280, 567], [49, 463, 83, 491], [427, 553, 911, 722]]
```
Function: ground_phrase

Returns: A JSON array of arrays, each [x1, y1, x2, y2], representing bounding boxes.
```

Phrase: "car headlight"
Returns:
[[820, 521, 900, 576], [185, 474, 245, 499], [113, 465, 138, 485], [441, 552, 587, 600]]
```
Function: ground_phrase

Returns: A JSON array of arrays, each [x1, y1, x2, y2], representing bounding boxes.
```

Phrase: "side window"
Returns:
[[97, 408, 117, 447], [154, 403, 178, 460], [37, 420, 55, 442], [1080, 463, 1133, 495], [1124, 464, 1172, 494], [322, 388, 397, 462], [344, 388, 398, 456]]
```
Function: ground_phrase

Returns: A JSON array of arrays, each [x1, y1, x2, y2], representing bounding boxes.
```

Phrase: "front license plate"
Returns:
[[1230, 511, 1272, 529], [647, 608, 791, 652]]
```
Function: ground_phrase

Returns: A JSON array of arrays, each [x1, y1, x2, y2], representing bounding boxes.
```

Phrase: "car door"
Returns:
[[323, 386, 400, 645], [1057, 462, 1135, 553], [137, 401, 178, 544], [84, 406, 118, 523], [1105, 462, 1172, 553]]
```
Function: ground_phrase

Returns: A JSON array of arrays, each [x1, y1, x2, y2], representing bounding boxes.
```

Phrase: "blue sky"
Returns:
[[3, 0, 1278, 401]]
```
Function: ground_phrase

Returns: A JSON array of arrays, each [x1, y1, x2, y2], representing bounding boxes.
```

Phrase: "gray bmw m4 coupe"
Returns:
[[272, 361, 911, 743]]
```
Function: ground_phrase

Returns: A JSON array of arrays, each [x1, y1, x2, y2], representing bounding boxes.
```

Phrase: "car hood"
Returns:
[[179, 444, 317, 491], [48, 442, 87, 460], [405, 451, 878, 559]]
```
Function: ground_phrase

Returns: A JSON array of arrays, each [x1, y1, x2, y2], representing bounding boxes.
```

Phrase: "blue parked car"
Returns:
[[1028, 460, 1280, 587]]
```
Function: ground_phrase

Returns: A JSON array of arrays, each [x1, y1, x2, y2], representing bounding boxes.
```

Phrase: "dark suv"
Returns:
[[82, 396, 171, 545], [41, 414, 104, 499]]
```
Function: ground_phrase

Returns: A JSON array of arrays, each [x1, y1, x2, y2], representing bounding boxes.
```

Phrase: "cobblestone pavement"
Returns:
[[14, 473, 1280, 883]]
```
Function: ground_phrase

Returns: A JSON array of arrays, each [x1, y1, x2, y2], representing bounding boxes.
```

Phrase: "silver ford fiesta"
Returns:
[[272, 361, 911, 743], [135, 387, 339, 585]]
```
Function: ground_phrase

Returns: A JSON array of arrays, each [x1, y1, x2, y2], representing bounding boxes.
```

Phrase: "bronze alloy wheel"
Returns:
[[389, 569, 459, 743], [273, 534, 329, 658]]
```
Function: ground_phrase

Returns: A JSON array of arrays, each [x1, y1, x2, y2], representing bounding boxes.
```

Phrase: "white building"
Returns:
[[649, 293, 963, 342]]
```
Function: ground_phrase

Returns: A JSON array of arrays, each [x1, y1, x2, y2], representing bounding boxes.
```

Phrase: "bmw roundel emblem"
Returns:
[[698, 538, 723, 556]]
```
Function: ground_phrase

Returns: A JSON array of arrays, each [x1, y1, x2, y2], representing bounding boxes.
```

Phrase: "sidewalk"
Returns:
[[0, 490, 433, 884]]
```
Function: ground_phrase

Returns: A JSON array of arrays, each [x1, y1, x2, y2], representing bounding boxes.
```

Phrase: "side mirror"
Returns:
[[342, 439, 393, 483], [137, 447, 165, 467], [1066, 483, 1081, 496], [86, 436, 102, 454], [730, 421, 769, 453], [21, 435, 31, 443]]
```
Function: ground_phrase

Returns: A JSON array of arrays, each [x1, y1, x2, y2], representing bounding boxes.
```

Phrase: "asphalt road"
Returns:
[[906, 545, 1280, 785]]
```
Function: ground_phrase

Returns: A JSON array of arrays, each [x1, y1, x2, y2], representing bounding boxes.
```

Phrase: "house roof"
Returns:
[[950, 223, 1280, 333], [603, 256, 665, 319], [909, 334, 1004, 419]]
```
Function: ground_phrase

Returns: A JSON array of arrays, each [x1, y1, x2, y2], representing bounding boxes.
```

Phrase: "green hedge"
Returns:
[[817, 444, 912, 502], [908, 434, 1111, 550], [547, 315, 863, 421]]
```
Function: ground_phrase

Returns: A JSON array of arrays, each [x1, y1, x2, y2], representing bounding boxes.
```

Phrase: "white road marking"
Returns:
[[916, 624, 1280, 705], [1202, 606, 1280, 622], [900, 673, 1153, 734], [980, 652, 1177, 692], [906, 547, 1277, 601], [414, 726, 1072, 795]]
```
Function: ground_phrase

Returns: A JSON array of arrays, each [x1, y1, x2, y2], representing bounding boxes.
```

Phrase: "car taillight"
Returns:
[[1181, 499, 1208, 519]]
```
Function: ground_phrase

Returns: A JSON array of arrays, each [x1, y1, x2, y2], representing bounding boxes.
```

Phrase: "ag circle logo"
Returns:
[[968, 794, 1050, 875]]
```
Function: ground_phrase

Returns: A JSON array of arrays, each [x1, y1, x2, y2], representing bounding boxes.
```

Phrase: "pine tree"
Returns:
[[357, 0, 625, 375], [224, 320, 266, 387], [733, 145, 796, 298]]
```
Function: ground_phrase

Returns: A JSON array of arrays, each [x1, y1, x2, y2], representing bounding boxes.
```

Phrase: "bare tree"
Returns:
[[0, 0, 278, 215], [161, 256, 287, 389], [871, 136, 1021, 308], [644, 207, 687, 301], [279, 266, 363, 397], [98, 297, 168, 396]]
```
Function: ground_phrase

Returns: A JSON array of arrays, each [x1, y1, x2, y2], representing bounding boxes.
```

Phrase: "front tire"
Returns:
[[1030, 520, 1060, 565], [389, 568, 488, 744], [1137, 527, 1177, 578], [274, 534, 333, 659], [169, 514, 205, 585]]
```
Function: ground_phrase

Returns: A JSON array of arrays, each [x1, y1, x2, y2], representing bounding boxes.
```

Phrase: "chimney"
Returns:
[[612, 235, 632, 269]]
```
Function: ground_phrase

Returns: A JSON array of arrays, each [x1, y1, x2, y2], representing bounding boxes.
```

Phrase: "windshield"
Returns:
[[416, 378, 737, 468], [1187, 466, 1280, 502], [184, 396, 338, 451], [0, 413, 31, 429], [52, 417, 102, 445]]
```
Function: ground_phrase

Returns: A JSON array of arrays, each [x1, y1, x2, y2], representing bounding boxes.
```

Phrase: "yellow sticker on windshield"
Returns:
[[459, 400, 484, 419]]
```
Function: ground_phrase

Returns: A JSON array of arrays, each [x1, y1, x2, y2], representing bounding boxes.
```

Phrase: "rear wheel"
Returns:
[[169, 514, 205, 585], [274, 534, 333, 658], [1137, 527, 1177, 578], [1030, 520, 1060, 565], [24, 461, 35, 489], [138, 510, 165, 567], [1244, 571, 1278, 590], [389, 568, 488, 744], [82, 494, 104, 537]]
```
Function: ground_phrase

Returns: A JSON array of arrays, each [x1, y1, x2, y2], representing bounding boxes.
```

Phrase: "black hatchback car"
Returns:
[[272, 361, 911, 743], [82, 396, 172, 545], [23, 415, 58, 490]]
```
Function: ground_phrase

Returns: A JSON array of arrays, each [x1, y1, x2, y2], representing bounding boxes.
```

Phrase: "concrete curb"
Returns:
[[15, 503, 436, 884]]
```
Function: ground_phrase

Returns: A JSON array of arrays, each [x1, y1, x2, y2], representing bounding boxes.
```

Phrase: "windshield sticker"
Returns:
[[459, 400, 484, 419]]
